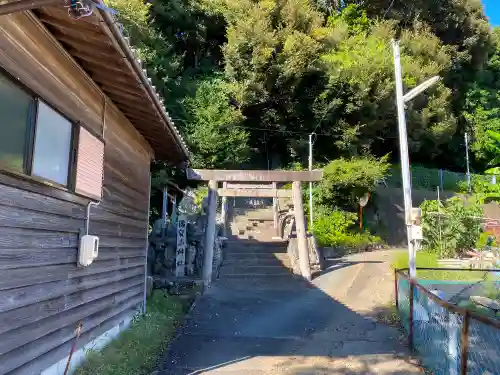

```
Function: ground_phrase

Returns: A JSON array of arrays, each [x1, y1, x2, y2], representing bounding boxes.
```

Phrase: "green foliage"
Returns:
[[462, 174, 500, 194], [75, 290, 193, 375], [106, 0, 180, 93], [485, 129, 500, 169], [184, 77, 250, 168], [392, 250, 487, 281], [476, 231, 497, 249], [313, 207, 382, 250], [326, 4, 370, 36], [193, 186, 209, 207], [315, 155, 390, 209], [465, 28, 500, 166], [318, 21, 456, 159], [110, 0, 497, 189], [420, 197, 483, 258]]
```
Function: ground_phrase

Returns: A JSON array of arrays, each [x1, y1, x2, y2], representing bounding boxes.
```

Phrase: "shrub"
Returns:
[[475, 231, 497, 249], [313, 207, 382, 251], [420, 197, 483, 258], [315, 155, 390, 210]]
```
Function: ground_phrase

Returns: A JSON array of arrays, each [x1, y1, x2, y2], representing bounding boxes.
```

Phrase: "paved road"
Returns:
[[161, 251, 422, 374]]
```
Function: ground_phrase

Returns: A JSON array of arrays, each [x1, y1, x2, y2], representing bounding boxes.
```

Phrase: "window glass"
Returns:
[[32, 101, 72, 185], [0, 75, 33, 171]]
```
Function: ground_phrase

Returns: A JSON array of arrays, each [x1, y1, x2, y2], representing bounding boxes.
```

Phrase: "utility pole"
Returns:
[[393, 40, 416, 279], [308, 133, 314, 230], [392, 39, 440, 279], [465, 132, 471, 194]]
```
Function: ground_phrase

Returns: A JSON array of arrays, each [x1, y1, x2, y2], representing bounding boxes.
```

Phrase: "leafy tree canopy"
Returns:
[[107, 0, 497, 177]]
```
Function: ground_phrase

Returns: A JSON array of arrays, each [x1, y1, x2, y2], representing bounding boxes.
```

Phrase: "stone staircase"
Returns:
[[217, 207, 307, 288]]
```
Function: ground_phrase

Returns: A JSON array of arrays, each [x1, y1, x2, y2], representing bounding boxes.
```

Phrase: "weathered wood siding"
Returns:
[[0, 12, 152, 375]]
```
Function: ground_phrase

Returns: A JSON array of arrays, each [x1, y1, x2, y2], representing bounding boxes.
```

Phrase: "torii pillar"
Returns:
[[187, 169, 323, 284]]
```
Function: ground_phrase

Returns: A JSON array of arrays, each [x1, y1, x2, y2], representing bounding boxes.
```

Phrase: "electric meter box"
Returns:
[[78, 235, 99, 267], [411, 225, 423, 241]]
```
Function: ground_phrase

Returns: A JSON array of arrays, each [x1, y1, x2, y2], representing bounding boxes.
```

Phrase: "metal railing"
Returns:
[[395, 268, 500, 375]]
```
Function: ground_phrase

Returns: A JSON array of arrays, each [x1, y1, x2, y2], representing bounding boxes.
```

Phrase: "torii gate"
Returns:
[[187, 169, 323, 285]]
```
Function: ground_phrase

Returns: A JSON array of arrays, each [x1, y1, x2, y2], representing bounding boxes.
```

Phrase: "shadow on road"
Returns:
[[314, 257, 384, 278], [160, 234, 421, 374]]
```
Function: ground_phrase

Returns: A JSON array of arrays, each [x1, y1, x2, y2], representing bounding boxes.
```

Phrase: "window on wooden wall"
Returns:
[[32, 101, 73, 185], [0, 75, 33, 172], [0, 70, 104, 200]]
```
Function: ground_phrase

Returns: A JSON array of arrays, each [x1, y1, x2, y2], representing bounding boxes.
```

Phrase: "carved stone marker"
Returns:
[[176, 215, 187, 277]]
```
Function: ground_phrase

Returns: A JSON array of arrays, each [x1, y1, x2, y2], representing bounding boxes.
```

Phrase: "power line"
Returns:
[[383, 0, 396, 18], [223, 123, 400, 141], [222, 124, 337, 136]]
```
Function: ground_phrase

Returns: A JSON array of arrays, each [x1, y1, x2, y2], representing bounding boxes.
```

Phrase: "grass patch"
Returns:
[[374, 303, 401, 327], [392, 250, 488, 281], [75, 289, 197, 375]]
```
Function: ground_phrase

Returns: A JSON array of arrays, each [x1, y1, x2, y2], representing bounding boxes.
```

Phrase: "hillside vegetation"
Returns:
[[106, 0, 498, 172]]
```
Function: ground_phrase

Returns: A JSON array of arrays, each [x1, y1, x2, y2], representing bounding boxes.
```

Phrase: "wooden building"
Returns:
[[0, 2, 189, 374]]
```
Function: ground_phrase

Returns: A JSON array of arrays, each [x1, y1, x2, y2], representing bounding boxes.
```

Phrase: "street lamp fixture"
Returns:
[[402, 76, 441, 103]]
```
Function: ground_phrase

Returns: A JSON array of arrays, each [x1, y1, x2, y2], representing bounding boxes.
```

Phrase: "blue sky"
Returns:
[[483, 0, 499, 26]]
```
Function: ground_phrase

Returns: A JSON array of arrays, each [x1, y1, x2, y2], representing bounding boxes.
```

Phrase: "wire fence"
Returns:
[[395, 268, 500, 375], [386, 165, 492, 192]]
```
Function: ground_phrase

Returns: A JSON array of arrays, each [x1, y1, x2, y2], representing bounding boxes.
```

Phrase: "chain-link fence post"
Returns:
[[460, 311, 470, 375], [394, 268, 399, 309], [409, 278, 415, 349]]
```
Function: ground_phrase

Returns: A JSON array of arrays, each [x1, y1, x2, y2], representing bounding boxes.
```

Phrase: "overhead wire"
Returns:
[[222, 123, 399, 140], [382, 0, 396, 18]]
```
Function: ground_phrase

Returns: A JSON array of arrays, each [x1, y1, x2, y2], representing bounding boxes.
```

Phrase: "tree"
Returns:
[[315, 155, 390, 210], [200, 0, 333, 166], [466, 28, 500, 166], [184, 77, 250, 168], [317, 19, 456, 161], [109, 0, 496, 175]]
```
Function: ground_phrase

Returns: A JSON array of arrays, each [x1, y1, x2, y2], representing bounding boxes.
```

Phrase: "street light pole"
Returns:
[[392, 40, 440, 278], [465, 132, 472, 194], [392, 40, 416, 279], [308, 133, 314, 230]]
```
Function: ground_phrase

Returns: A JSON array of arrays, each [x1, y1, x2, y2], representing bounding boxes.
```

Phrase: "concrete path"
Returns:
[[161, 251, 422, 374]]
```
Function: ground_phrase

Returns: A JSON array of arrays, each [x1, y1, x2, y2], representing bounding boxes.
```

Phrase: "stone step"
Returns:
[[216, 274, 309, 289], [219, 265, 292, 277], [225, 240, 286, 247], [224, 253, 290, 266], [226, 246, 287, 254]]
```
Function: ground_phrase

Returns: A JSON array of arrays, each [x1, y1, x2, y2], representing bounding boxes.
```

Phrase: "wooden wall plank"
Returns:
[[88, 208, 145, 229], [0, 183, 85, 219], [103, 169, 149, 202], [0, 275, 143, 335], [100, 190, 149, 221], [0, 286, 142, 356], [0, 266, 143, 313], [97, 236, 146, 248], [1, 296, 143, 374], [0, 257, 144, 290], [7, 302, 142, 375], [104, 102, 153, 160], [0, 205, 83, 233], [0, 172, 89, 206], [0, 247, 144, 270], [0, 228, 77, 249]]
